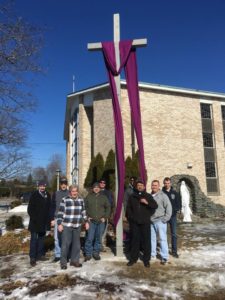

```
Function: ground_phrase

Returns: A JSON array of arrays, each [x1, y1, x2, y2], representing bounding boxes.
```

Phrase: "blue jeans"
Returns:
[[151, 221, 169, 260], [100, 220, 108, 248], [168, 215, 177, 253], [54, 221, 61, 258], [85, 221, 105, 257], [29, 231, 46, 260]]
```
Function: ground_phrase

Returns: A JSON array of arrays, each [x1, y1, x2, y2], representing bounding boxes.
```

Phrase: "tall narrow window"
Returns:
[[71, 108, 79, 184], [200, 103, 219, 194], [221, 106, 225, 145]]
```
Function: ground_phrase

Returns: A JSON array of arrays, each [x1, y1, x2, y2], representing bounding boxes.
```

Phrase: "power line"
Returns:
[[28, 142, 65, 145]]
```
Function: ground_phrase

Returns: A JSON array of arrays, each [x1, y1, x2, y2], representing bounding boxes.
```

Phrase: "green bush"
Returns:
[[0, 187, 10, 197], [44, 234, 54, 252], [84, 153, 105, 188], [10, 200, 22, 209], [5, 215, 24, 230], [102, 149, 115, 191]]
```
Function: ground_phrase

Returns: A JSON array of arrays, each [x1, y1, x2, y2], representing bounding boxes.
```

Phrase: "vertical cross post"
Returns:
[[113, 14, 123, 256], [87, 13, 147, 257]]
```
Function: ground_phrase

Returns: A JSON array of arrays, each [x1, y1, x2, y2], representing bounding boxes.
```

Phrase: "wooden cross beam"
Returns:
[[87, 13, 147, 257]]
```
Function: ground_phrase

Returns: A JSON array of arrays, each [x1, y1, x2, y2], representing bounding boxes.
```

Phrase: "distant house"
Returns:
[[64, 80, 225, 208]]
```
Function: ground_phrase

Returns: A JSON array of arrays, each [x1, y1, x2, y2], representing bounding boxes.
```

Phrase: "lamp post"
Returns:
[[56, 169, 61, 191]]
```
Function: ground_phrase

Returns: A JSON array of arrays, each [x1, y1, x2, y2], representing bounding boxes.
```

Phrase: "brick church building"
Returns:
[[64, 80, 225, 212]]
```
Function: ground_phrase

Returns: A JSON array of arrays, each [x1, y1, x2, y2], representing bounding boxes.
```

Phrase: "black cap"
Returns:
[[99, 178, 106, 183], [38, 181, 46, 187], [60, 178, 68, 184], [136, 178, 144, 184]]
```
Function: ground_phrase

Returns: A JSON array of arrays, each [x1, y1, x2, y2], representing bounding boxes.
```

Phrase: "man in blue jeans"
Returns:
[[150, 180, 172, 265], [84, 182, 110, 261], [162, 177, 181, 258], [50, 178, 69, 262], [99, 178, 114, 251]]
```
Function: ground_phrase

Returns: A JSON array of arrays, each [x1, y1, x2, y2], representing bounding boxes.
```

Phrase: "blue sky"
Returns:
[[14, 0, 225, 170]]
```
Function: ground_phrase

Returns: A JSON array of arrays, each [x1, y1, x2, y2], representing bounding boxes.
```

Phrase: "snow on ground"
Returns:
[[0, 204, 29, 233], [9, 205, 28, 214], [0, 217, 225, 299]]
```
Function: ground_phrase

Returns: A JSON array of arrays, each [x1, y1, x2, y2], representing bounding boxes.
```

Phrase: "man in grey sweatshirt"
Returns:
[[50, 178, 69, 262], [150, 180, 172, 264]]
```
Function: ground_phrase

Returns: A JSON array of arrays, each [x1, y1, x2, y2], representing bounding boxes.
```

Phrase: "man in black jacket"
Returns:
[[162, 177, 181, 258], [27, 181, 51, 266], [126, 179, 158, 267]]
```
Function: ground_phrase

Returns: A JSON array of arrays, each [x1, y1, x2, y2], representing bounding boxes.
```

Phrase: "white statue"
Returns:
[[180, 180, 192, 222]]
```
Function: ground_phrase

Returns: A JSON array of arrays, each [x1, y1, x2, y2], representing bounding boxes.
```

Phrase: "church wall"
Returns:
[[120, 88, 134, 158], [139, 89, 207, 193], [93, 88, 115, 159], [78, 99, 92, 188]]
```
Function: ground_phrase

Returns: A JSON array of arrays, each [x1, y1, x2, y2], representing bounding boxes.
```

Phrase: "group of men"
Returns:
[[125, 176, 181, 267], [27, 175, 181, 269], [27, 178, 113, 269]]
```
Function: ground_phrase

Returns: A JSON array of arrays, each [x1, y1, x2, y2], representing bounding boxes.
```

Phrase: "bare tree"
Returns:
[[32, 166, 48, 183], [0, 147, 31, 179], [0, 1, 44, 178], [46, 154, 64, 183]]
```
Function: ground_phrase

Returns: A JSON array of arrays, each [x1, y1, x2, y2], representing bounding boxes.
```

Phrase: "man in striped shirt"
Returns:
[[57, 184, 89, 269]]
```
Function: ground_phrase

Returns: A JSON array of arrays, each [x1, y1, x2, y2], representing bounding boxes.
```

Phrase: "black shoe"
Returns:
[[30, 259, 36, 267], [144, 262, 150, 268], [160, 258, 167, 265], [53, 257, 60, 262], [127, 261, 135, 266], [93, 254, 101, 260], [172, 252, 179, 258], [61, 265, 67, 270], [84, 256, 92, 262]]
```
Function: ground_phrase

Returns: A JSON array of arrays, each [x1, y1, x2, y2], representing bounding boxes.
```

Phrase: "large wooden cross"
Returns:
[[87, 13, 147, 257]]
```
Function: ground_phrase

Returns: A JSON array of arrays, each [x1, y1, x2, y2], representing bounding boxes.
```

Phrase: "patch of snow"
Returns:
[[1, 220, 225, 299], [9, 204, 28, 213]]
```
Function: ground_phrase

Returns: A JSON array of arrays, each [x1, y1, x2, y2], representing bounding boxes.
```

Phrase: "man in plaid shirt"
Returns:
[[57, 184, 89, 269]]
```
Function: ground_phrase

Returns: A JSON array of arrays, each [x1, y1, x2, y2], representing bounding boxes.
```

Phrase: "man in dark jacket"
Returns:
[[162, 177, 181, 258], [50, 177, 69, 262], [84, 182, 110, 261], [126, 179, 158, 267], [27, 181, 51, 266]]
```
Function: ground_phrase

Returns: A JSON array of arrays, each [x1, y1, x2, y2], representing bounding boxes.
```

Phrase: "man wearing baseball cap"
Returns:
[[50, 177, 69, 262], [84, 182, 111, 261]]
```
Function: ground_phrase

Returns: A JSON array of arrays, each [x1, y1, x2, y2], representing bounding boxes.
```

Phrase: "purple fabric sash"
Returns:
[[102, 40, 146, 226]]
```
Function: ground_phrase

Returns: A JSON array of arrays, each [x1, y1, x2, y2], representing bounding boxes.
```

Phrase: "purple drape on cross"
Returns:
[[102, 40, 146, 226]]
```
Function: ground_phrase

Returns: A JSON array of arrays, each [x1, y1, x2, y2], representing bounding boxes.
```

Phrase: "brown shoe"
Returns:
[[84, 256, 92, 262], [70, 261, 82, 268]]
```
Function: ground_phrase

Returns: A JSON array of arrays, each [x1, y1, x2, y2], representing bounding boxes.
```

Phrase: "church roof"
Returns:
[[64, 81, 225, 140], [67, 80, 225, 99]]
